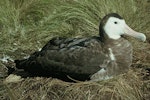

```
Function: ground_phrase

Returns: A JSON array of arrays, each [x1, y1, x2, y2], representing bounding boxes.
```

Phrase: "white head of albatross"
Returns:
[[90, 13, 147, 81], [101, 14, 146, 41], [14, 13, 147, 82]]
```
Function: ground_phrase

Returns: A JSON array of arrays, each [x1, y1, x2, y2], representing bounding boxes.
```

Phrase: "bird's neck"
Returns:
[[102, 37, 133, 69]]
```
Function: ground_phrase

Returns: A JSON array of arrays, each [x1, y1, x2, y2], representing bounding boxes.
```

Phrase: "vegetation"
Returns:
[[0, 0, 149, 99], [0, 0, 149, 57]]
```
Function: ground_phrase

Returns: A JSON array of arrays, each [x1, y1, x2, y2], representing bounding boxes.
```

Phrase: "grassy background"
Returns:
[[0, 0, 150, 100], [0, 0, 149, 59]]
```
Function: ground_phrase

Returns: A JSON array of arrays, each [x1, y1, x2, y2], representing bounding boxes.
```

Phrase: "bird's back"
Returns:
[[15, 36, 108, 81]]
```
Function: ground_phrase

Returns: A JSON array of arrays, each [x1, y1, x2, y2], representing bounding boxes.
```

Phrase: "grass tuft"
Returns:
[[3, 69, 146, 100], [0, 0, 149, 99], [0, 0, 149, 56]]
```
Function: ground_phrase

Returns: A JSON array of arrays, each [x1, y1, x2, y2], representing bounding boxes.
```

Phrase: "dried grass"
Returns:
[[0, 0, 149, 100], [1, 69, 146, 100]]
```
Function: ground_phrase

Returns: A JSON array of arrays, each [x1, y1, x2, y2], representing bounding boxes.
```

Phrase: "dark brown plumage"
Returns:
[[15, 13, 146, 82]]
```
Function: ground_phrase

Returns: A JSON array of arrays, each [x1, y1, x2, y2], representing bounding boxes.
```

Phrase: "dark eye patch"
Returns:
[[114, 21, 118, 24]]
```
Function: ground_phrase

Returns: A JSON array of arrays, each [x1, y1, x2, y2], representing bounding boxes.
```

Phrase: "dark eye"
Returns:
[[114, 21, 118, 24]]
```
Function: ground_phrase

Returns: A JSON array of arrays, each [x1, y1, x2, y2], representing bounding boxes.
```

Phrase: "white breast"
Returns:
[[108, 48, 116, 61]]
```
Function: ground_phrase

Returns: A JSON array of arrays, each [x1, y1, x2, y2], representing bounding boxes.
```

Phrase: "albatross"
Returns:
[[15, 13, 146, 82]]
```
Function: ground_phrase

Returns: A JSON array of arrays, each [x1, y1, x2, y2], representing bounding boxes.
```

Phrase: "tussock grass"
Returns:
[[0, 0, 149, 57], [0, 0, 149, 100], [0, 0, 54, 57], [47, 0, 149, 36], [3, 69, 146, 100]]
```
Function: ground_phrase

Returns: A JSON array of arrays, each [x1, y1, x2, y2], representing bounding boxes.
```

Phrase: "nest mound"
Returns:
[[1, 69, 149, 100]]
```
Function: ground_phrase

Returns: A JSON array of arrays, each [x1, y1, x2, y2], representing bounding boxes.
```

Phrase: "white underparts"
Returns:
[[108, 48, 116, 61], [98, 68, 106, 74], [90, 68, 113, 81], [117, 43, 121, 46], [90, 48, 116, 81]]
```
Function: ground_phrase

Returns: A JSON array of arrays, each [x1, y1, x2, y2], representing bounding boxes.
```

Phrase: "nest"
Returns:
[[1, 69, 149, 100]]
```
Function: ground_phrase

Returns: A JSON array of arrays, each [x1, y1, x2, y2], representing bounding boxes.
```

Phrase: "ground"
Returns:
[[0, 0, 150, 100]]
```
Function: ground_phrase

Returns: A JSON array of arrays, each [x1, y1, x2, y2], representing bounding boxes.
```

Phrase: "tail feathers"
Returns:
[[15, 59, 27, 69]]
